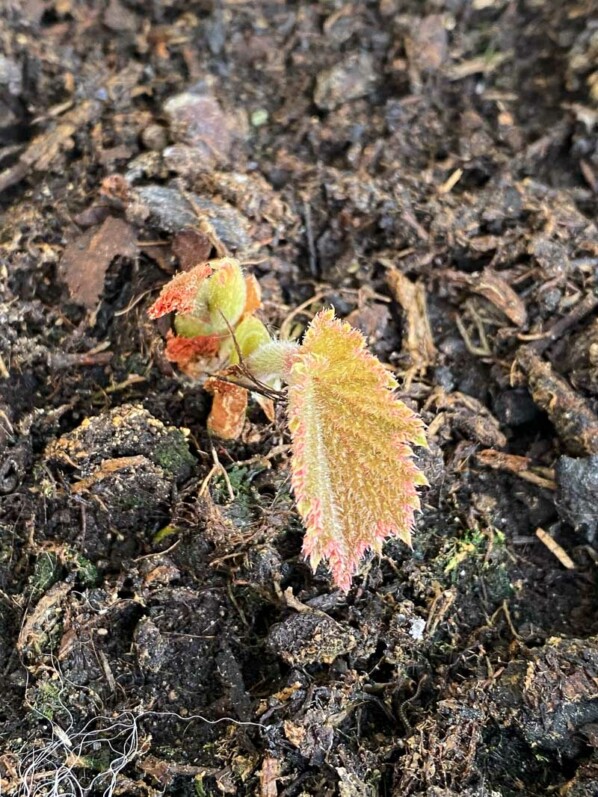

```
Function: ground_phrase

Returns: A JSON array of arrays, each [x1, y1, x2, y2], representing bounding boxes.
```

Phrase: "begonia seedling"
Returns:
[[149, 257, 427, 590]]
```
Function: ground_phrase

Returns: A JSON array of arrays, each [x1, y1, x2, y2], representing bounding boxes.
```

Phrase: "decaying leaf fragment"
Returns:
[[386, 267, 436, 381], [283, 310, 427, 591], [444, 267, 528, 327], [164, 332, 221, 374], [60, 216, 138, 309]]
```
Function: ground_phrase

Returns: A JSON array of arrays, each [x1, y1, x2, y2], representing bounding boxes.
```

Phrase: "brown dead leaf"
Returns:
[[283, 720, 306, 748], [429, 390, 507, 448], [172, 228, 213, 270], [445, 268, 527, 327], [60, 216, 138, 309], [255, 394, 276, 423], [17, 581, 72, 663], [471, 269, 528, 327]]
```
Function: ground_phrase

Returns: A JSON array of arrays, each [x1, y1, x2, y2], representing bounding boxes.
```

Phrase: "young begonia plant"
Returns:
[[148, 257, 273, 438], [149, 257, 427, 591]]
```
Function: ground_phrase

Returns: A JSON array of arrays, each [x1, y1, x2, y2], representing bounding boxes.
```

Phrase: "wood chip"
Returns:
[[477, 449, 556, 490], [71, 455, 148, 493], [447, 51, 511, 80], [438, 168, 463, 194], [259, 756, 280, 797]]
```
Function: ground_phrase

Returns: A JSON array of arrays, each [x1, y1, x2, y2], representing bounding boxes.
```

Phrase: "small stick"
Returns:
[[199, 445, 235, 501], [530, 293, 598, 355], [303, 199, 318, 277], [205, 371, 282, 401], [535, 527, 576, 569], [279, 289, 330, 341]]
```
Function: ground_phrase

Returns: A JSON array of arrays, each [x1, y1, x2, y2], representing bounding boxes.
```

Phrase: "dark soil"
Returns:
[[1, 1, 598, 795]]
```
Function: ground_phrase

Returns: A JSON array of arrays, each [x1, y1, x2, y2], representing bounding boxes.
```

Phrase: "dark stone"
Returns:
[[494, 389, 538, 427], [555, 455, 598, 543]]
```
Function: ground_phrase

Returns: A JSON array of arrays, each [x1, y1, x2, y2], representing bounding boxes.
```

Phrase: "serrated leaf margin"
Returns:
[[285, 309, 427, 591]]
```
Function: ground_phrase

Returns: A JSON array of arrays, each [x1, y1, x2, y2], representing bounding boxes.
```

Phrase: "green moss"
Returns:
[[483, 562, 515, 603], [113, 491, 147, 511], [29, 553, 61, 602], [71, 552, 100, 587], [33, 680, 63, 721], [152, 434, 195, 480], [212, 463, 268, 528], [440, 525, 513, 600]]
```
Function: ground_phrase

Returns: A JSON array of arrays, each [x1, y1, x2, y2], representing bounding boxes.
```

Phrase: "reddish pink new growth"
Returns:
[[284, 310, 427, 591], [164, 333, 221, 368], [148, 262, 213, 319]]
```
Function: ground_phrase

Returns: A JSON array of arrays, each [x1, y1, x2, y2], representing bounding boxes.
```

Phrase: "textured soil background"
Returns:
[[1, 1, 598, 795]]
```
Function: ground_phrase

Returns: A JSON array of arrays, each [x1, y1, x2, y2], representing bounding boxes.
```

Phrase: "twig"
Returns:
[[199, 445, 235, 501], [535, 527, 576, 569], [303, 199, 318, 278], [526, 292, 598, 355], [279, 290, 330, 341], [205, 370, 283, 402]]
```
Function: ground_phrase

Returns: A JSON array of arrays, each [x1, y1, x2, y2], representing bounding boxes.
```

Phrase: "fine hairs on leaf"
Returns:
[[280, 309, 427, 590], [149, 258, 427, 591]]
